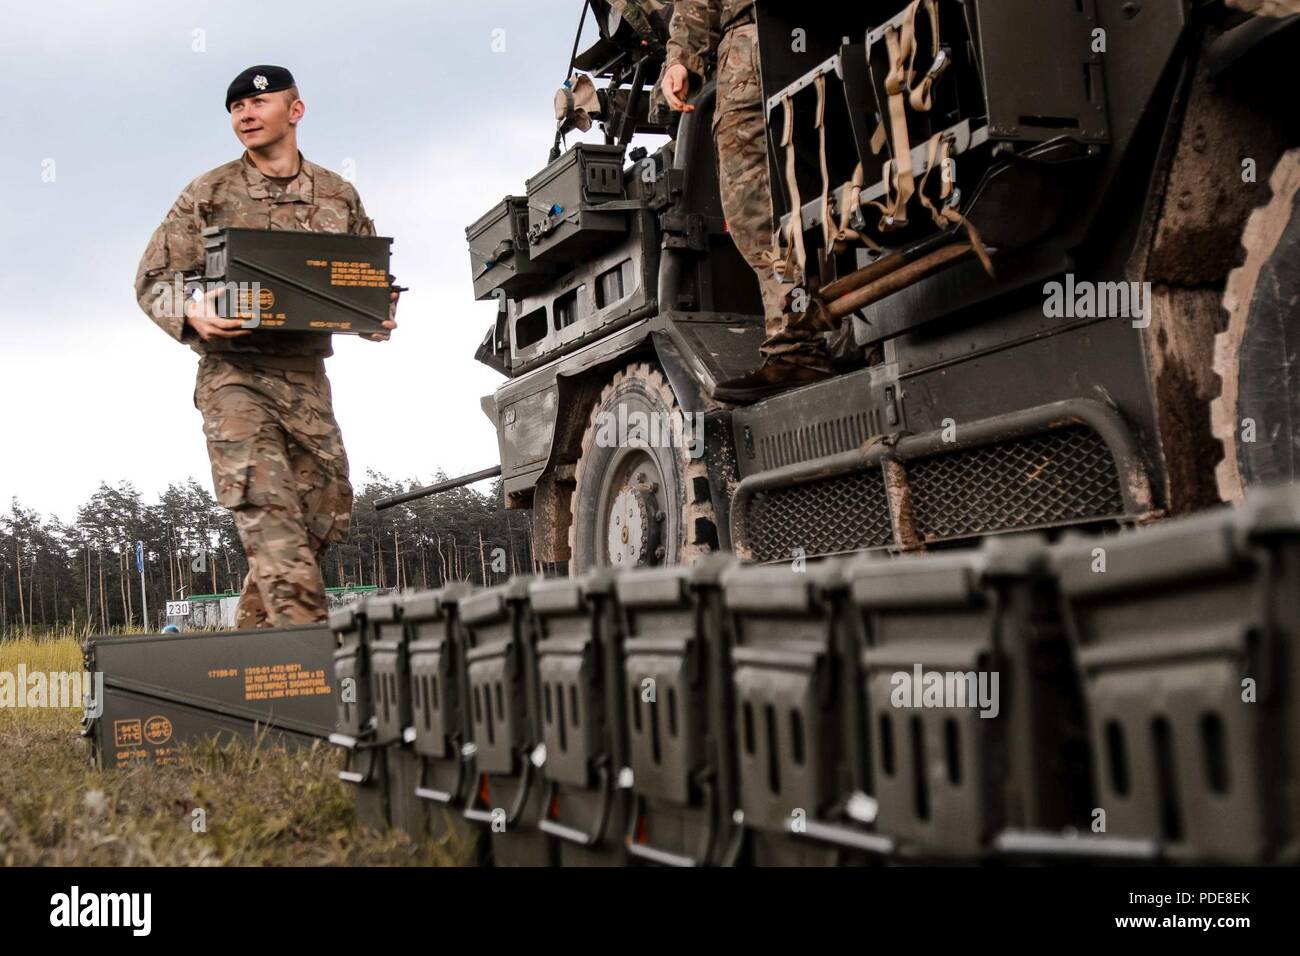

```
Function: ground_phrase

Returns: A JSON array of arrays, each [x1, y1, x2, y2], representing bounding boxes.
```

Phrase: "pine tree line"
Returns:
[[0, 471, 532, 636]]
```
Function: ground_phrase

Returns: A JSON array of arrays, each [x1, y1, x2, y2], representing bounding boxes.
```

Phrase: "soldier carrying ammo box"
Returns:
[[134, 65, 399, 629]]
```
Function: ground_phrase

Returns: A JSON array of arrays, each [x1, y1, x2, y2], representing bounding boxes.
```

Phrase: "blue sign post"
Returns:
[[135, 540, 148, 629]]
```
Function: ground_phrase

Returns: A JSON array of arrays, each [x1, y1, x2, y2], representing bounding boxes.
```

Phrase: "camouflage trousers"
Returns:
[[194, 355, 353, 629], [714, 22, 830, 370]]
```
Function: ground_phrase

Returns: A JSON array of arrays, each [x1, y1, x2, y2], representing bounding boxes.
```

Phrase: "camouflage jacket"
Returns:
[[134, 152, 374, 365], [665, 0, 752, 81]]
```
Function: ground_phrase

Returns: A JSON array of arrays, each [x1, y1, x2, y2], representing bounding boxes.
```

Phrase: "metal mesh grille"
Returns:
[[908, 426, 1124, 542], [758, 410, 881, 470], [748, 470, 893, 563], [740, 426, 1125, 560]]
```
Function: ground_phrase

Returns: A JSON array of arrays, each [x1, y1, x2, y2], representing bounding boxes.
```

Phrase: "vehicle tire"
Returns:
[[568, 362, 717, 574], [1213, 148, 1300, 502]]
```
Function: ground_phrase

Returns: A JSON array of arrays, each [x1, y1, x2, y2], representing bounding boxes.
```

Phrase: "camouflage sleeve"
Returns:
[[665, 0, 721, 82], [134, 181, 203, 343], [347, 186, 376, 237]]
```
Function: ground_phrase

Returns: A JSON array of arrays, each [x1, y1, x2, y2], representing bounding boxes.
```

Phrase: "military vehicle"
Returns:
[[334, 0, 1300, 865], [398, 0, 1300, 577]]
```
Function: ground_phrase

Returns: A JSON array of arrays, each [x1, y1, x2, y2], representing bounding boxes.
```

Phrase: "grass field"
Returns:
[[0, 635, 474, 866]]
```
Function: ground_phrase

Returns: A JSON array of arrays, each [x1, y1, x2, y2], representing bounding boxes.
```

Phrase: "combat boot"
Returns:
[[711, 357, 832, 403]]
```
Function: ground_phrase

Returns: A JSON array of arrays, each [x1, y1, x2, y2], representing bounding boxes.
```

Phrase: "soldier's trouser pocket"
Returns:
[[204, 431, 262, 510], [714, 22, 762, 124], [196, 379, 286, 511], [292, 445, 353, 550]]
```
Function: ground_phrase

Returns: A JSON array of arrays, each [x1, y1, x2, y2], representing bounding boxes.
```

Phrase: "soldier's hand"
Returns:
[[184, 288, 252, 341], [362, 291, 399, 342], [662, 64, 694, 113]]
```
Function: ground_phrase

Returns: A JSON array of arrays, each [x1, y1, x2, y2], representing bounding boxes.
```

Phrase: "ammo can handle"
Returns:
[[623, 777, 719, 868], [536, 764, 615, 847], [462, 754, 536, 829], [338, 748, 379, 786], [461, 806, 495, 824], [993, 829, 1162, 861], [790, 817, 895, 856], [413, 744, 469, 806], [329, 731, 380, 786]]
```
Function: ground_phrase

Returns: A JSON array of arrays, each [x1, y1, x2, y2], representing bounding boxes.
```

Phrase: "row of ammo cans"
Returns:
[[329, 485, 1300, 865]]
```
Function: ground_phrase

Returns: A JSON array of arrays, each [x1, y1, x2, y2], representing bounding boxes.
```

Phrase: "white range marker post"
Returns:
[[136, 540, 148, 629]]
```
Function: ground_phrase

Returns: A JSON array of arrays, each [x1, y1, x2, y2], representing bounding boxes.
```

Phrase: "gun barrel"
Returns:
[[374, 466, 503, 511]]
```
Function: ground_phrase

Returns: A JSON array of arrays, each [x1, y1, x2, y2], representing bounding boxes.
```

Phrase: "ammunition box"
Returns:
[[616, 557, 744, 867], [1051, 487, 1300, 864], [366, 594, 429, 839], [848, 536, 1090, 861], [524, 143, 629, 265], [722, 562, 853, 867], [466, 196, 555, 301], [459, 579, 555, 866], [403, 586, 482, 854], [329, 605, 389, 832], [199, 227, 392, 335], [86, 624, 337, 772], [529, 572, 629, 866]]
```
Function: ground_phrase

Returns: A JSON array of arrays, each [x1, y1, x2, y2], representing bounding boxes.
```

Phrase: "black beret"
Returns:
[[226, 65, 296, 111]]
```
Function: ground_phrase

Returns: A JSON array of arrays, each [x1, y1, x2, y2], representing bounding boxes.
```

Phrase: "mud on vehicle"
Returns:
[[443, 0, 1300, 576]]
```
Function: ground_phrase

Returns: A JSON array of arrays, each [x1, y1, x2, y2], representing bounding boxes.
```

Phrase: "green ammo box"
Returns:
[[85, 624, 337, 771], [329, 603, 390, 832], [524, 143, 629, 265], [199, 227, 392, 335], [459, 578, 555, 866], [1051, 487, 1300, 864], [366, 594, 429, 839], [465, 196, 555, 301]]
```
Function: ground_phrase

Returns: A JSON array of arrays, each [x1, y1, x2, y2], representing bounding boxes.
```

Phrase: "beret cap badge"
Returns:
[[225, 65, 296, 110]]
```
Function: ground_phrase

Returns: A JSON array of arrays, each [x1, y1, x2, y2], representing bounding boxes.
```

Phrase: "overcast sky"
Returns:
[[0, 0, 614, 522]]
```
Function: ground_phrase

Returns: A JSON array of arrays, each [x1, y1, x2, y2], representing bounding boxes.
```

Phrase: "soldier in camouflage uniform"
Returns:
[[134, 65, 396, 630], [661, 0, 831, 393]]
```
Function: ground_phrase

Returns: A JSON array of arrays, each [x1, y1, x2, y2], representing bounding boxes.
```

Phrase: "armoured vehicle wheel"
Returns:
[[568, 362, 716, 574], [1213, 148, 1300, 502]]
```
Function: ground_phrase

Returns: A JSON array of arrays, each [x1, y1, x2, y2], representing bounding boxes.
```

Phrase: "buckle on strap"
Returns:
[[925, 46, 951, 82]]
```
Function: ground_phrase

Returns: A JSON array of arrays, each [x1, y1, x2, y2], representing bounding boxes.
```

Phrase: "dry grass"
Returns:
[[0, 636, 476, 866]]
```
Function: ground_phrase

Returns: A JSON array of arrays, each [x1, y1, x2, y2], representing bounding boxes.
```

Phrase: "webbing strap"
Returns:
[[827, 163, 878, 255], [815, 74, 879, 256], [777, 92, 806, 283], [816, 74, 833, 252], [867, 8, 918, 231], [917, 133, 993, 275], [906, 0, 946, 112]]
